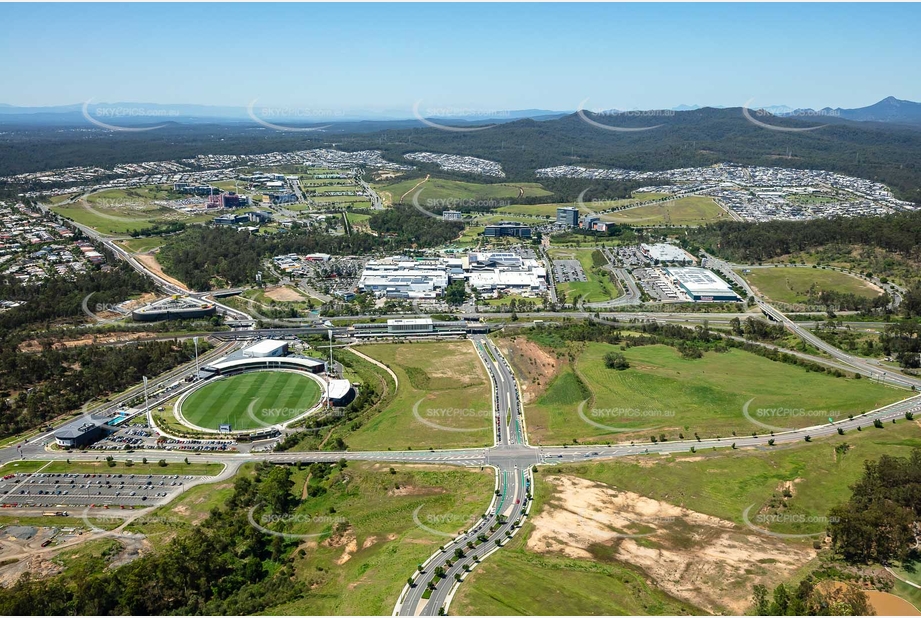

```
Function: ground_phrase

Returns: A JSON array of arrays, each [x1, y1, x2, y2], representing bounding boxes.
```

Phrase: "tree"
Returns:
[[752, 584, 770, 616], [444, 280, 468, 306], [258, 465, 297, 515], [603, 351, 629, 370]]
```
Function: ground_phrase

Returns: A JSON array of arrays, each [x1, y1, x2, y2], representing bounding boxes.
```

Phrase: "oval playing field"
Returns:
[[179, 371, 323, 431]]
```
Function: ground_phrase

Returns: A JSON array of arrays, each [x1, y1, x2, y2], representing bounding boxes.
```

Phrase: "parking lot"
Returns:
[[88, 422, 236, 453], [553, 259, 587, 283], [0, 472, 206, 508]]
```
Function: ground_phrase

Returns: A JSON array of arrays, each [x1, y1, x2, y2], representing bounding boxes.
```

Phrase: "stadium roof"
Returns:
[[206, 356, 324, 372]]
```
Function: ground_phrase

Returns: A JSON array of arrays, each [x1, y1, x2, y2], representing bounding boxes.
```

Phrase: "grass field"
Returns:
[[525, 342, 905, 445], [602, 196, 726, 226], [739, 266, 883, 305], [265, 462, 494, 616], [180, 371, 322, 431], [54, 187, 213, 235], [53, 203, 166, 235], [549, 248, 621, 304], [375, 178, 551, 206], [347, 342, 493, 450], [493, 193, 669, 218], [452, 474, 701, 616]]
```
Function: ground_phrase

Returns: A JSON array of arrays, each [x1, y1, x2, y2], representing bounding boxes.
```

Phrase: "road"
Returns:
[[2, 316, 921, 613], [705, 253, 921, 390], [8, 211, 921, 610], [36, 201, 252, 323], [396, 336, 538, 616], [357, 174, 384, 210]]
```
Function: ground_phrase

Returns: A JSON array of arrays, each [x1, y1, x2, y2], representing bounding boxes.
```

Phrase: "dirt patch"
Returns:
[[19, 331, 164, 353], [499, 336, 561, 403], [264, 286, 306, 302], [171, 505, 191, 516], [528, 475, 816, 615], [327, 532, 358, 565], [136, 253, 189, 292], [866, 591, 920, 615], [361, 535, 378, 550]]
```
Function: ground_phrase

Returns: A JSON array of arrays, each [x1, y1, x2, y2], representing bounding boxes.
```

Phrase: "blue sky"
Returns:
[[1, 3, 919, 112]]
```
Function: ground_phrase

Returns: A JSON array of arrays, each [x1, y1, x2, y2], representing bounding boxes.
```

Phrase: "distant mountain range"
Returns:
[[594, 97, 921, 128], [1, 97, 919, 128]]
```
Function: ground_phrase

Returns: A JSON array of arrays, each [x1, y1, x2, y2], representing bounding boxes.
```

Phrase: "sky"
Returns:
[[1, 3, 919, 113]]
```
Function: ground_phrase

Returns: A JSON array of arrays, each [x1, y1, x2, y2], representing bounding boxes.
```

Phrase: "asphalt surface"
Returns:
[[396, 336, 538, 616], [16, 208, 921, 611]]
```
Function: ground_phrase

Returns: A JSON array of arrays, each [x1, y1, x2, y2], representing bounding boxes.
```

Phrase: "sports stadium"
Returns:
[[171, 340, 353, 434]]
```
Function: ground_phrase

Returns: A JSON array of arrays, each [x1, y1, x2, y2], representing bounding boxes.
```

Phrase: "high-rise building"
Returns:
[[557, 206, 579, 227]]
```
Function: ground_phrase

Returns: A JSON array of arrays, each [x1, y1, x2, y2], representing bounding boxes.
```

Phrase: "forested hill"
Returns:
[[684, 209, 921, 264], [3, 107, 921, 202], [341, 108, 921, 202]]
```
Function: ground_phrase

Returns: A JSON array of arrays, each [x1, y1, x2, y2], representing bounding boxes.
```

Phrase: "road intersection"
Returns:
[[10, 211, 921, 613]]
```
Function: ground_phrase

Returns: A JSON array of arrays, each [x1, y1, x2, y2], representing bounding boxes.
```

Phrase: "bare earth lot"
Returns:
[[528, 474, 816, 615]]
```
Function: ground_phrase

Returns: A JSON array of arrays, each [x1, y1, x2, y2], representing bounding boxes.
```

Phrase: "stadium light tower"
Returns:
[[326, 329, 335, 373], [193, 336, 200, 378], [143, 376, 151, 427]]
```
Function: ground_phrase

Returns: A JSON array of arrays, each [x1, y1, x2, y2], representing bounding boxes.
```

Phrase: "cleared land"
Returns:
[[452, 475, 702, 616], [601, 196, 726, 226], [266, 462, 494, 616], [180, 371, 322, 431], [739, 266, 883, 305], [549, 248, 621, 304], [531, 423, 921, 613], [459, 423, 921, 615], [512, 340, 904, 445], [116, 237, 164, 253], [347, 342, 493, 450]]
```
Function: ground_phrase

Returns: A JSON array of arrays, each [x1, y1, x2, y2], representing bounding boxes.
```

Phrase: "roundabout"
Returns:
[[175, 369, 325, 433]]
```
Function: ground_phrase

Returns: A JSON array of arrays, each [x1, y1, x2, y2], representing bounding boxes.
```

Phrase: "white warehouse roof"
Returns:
[[243, 339, 288, 356]]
